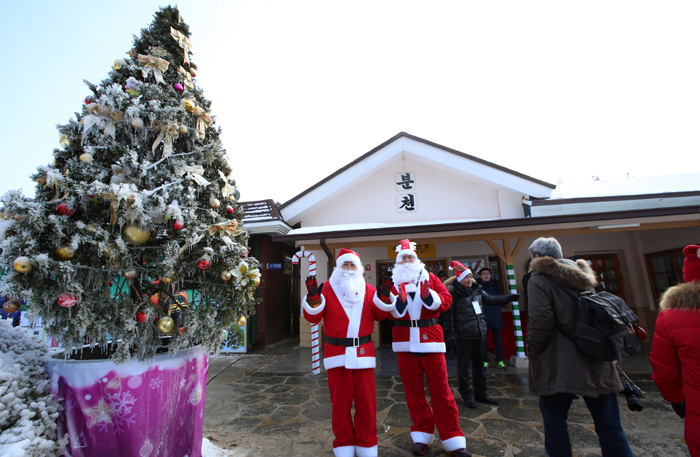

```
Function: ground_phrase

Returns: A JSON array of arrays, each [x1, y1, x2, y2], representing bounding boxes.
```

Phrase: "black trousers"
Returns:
[[455, 338, 487, 400]]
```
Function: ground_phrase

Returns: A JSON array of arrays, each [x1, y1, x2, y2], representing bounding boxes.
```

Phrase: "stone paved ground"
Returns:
[[203, 340, 689, 457]]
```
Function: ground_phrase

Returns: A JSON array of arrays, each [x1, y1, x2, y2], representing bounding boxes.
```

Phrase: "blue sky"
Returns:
[[3, 1, 700, 203]]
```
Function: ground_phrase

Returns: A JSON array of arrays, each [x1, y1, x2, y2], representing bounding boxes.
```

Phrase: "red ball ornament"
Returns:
[[84, 96, 93, 105], [58, 293, 79, 308], [136, 312, 148, 323], [174, 83, 184, 92], [173, 221, 185, 231], [197, 257, 211, 270], [226, 205, 234, 214], [57, 203, 75, 216]]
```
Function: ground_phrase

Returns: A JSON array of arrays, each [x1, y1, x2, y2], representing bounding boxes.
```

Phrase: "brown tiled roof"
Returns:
[[240, 199, 284, 222]]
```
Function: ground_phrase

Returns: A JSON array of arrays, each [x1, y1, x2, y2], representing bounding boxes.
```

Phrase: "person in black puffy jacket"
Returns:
[[444, 261, 519, 408]]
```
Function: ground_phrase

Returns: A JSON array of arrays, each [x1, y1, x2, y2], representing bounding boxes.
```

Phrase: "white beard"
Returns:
[[392, 261, 425, 287], [330, 268, 365, 304]]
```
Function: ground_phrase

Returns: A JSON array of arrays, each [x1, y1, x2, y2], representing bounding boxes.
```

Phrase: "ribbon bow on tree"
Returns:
[[170, 27, 192, 65], [177, 66, 194, 90], [208, 220, 239, 237], [152, 122, 178, 157], [137, 54, 170, 84], [174, 164, 210, 187], [83, 103, 124, 139], [192, 106, 212, 140]]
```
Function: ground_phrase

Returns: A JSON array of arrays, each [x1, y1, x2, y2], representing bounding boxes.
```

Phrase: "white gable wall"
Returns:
[[293, 152, 527, 227], [281, 134, 553, 227]]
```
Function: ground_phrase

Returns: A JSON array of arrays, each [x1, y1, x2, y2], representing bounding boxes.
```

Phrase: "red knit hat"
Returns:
[[682, 245, 700, 283], [336, 248, 362, 269], [449, 260, 472, 282]]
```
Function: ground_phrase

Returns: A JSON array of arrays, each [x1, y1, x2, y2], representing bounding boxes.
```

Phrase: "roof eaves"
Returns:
[[272, 205, 700, 242], [534, 190, 700, 206]]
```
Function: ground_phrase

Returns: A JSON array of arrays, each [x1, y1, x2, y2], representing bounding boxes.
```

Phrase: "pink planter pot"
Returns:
[[45, 346, 208, 457]]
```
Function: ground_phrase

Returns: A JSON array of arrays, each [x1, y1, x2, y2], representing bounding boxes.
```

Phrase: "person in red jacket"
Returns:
[[385, 239, 470, 457], [650, 244, 700, 457], [302, 248, 395, 457]]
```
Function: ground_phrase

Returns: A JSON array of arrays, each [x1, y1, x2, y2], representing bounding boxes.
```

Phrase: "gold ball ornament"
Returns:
[[123, 270, 138, 279], [189, 68, 197, 77], [181, 98, 195, 113], [178, 125, 188, 135], [79, 152, 93, 163], [157, 316, 176, 333], [56, 246, 75, 260], [209, 198, 221, 210], [59, 134, 71, 149], [13, 256, 32, 274], [113, 59, 126, 70], [220, 270, 232, 282], [236, 315, 247, 327], [122, 224, 151, 245], [130, 117, 144, 129], [2, 300, 21, 313], [164, 272, 175, 285]]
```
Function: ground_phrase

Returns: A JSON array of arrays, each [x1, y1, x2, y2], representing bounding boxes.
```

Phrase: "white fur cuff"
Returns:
[[422, 289, 441, 311], [373, 293, 396, 312], [302, 294, 325, 315]]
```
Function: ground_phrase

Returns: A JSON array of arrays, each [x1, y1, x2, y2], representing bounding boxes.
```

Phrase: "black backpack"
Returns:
[[559, 288, 641, 362]]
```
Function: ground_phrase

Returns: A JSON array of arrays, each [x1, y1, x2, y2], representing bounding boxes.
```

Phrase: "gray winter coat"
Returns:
[[526, 256, 623, 397]]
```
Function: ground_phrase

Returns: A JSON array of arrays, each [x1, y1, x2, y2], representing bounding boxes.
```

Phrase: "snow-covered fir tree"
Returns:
[[0, 6, 260, 362], [0, 321, 66, 456]]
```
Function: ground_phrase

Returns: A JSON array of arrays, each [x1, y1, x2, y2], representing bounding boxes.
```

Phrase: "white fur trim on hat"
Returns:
[[457, 269, 472, 282], [336, 248, 362, 269]]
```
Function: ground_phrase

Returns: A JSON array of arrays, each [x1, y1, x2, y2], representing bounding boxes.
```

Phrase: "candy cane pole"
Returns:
[[292, 251, 320, 374], [507, 263, 526, 358]]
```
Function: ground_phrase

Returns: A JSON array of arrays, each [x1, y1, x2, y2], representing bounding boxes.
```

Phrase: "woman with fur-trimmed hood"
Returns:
[[650, 244, 700, 457], [526, 237, 633, 457]]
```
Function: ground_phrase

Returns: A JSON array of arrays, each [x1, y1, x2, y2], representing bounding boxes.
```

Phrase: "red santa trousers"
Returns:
[[397, 352, 464, 445], [327, 366, 378, 451]]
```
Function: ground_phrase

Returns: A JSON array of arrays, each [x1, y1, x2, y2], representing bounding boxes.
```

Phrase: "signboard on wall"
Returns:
[[395, 172, 417, 212]]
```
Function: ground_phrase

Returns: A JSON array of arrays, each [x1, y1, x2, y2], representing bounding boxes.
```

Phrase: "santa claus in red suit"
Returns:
[[386, 239, 470, 457], [302, 248, 395, 457]]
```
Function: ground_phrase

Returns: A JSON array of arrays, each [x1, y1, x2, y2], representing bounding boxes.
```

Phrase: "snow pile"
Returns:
[[202, 437, 237, 457], [0, 321, 66, 457]]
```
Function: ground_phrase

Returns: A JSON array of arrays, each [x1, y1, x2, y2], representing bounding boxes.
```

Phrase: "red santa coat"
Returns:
[[650, 281, 700, 457], [303, 281, 394, 370], [391, 269, 452, 353]]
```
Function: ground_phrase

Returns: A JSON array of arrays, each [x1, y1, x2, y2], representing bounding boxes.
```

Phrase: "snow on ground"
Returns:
[[202, 437, 237, 457]]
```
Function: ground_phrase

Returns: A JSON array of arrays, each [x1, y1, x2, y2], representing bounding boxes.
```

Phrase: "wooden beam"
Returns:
[[486, 240, 506, 263], [510, 237, 526, 260]]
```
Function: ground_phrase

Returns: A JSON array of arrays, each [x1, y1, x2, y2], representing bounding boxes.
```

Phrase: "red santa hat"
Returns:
[[395, 239, 417, 262], [449, 260, 472, 282], [682, 244, 700, 283], [336, 248, 362, 269]]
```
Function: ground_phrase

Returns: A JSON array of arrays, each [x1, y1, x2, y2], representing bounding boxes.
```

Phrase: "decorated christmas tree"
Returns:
[[0, 6, 260, 363]]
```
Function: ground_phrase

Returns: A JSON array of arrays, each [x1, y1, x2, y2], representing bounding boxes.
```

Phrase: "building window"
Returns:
[[645, 248, 685, 305]]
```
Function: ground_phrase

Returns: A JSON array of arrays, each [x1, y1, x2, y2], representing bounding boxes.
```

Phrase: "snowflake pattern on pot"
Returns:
[[45, 346, 208, 457]]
